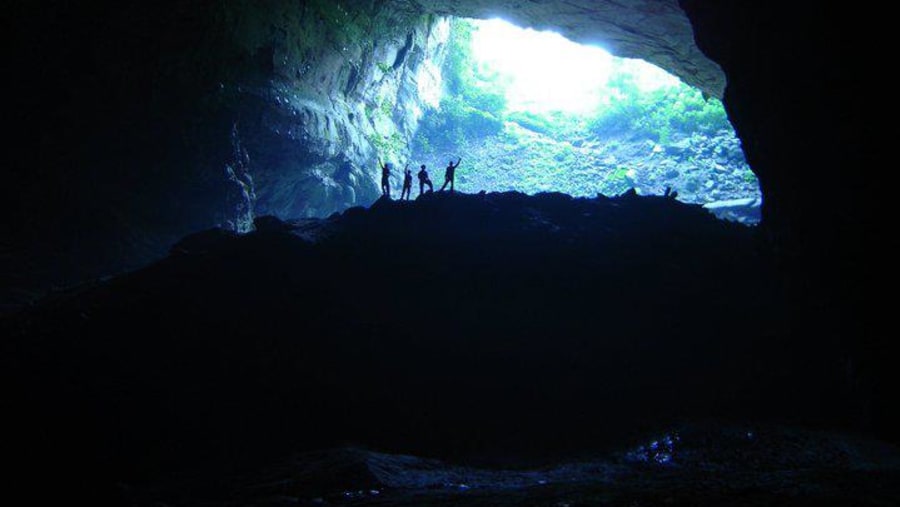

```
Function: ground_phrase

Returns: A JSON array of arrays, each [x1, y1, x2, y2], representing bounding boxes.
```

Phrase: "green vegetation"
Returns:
[[414, 19, 505, 152], [370, 132, 405, 160], [506, 110, 584, 139], [380, 97, 394, 118], [376, 61, 393, 74], [410, 19, 757, 206], [443, 21, 508, 115], [416, 95, 503, 150], [589, 68, 730, 141], [416, 19, 730, 155]]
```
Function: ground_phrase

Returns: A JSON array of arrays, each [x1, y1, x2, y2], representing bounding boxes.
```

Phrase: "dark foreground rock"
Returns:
[[132, 424, 900, 506], [1, 192, 863, 504]]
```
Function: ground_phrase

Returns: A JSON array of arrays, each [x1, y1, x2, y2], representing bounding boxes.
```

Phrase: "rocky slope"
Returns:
[[416, 121, 761, 223]]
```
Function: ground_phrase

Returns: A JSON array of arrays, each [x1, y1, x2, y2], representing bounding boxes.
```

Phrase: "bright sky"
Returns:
[[470, 18, 681, 114]]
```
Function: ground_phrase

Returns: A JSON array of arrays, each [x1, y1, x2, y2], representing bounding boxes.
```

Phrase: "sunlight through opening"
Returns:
[[410, 17, 762, 224], [470, 19, 680, 114]]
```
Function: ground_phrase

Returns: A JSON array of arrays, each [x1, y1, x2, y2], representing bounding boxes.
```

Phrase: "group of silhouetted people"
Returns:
[[379, 157, 462, 200]]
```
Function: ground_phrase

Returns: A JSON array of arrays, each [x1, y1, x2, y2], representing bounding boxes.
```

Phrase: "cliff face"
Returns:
[[179, 0, 721, 226], [181, 1, 450, 222], [5, 1, 450, 307]]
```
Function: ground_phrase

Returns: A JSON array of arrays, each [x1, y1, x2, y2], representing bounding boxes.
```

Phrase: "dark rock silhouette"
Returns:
[[3, 1, 892, 504], [135, 424, 900, 506], [3, 191, 861, 503]]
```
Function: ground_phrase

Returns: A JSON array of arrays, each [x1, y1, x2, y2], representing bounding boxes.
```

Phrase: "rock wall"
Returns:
[[679, 1, 889, 438], [415, 123, 759, 216], [5, 0, 450, 308], [182, 1, 450, 220]]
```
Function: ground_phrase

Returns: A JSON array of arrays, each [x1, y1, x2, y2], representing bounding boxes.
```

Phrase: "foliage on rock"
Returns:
[[411, 19, 756, 209], [589, 69, 731, 142]]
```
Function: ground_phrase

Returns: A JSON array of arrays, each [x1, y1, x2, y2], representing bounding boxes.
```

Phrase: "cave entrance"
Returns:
[[411, 18, 761, 224]]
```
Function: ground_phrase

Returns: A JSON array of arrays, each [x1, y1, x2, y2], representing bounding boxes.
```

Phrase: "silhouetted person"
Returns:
[[400, 164, 412, 200], [440, 157, 462, 192], [417, 164, 433, 196], [379, 160, 391, 198]]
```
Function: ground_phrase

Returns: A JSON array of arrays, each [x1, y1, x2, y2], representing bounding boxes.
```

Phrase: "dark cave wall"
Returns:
[[3, 0, 894, 449], [5, 0, 736, 313], [5, 0, 449, 307], [2, 0, 729, 309], [7, 0, 448, 224], [681, 1, 889, 434], [681, 1, 870, 243], [5, 0, 887, 393]]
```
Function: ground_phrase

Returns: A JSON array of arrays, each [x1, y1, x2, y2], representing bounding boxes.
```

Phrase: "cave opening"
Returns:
[[411, 18, 761, 223], [5, 1, 895, 504]]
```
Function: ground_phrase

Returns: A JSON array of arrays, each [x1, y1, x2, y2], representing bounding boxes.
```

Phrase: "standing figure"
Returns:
[[400, 164, 413, 200], [380, 160, 392, 198], [417, 164, 433, 196], [440, 157, 462, 192]]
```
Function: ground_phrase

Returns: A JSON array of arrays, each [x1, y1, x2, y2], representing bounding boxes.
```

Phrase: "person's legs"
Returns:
[[419, 182, 424, 196]]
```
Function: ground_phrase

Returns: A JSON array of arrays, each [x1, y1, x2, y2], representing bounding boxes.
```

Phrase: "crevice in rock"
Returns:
[[393, 32, 416, 69]]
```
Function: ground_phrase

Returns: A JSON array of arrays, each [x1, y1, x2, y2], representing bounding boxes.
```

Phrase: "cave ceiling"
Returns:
[[412, 0, 725, 97]]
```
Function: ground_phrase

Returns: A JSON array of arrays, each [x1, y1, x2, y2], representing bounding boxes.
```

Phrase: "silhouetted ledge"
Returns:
[[2, 191, 850, 498]]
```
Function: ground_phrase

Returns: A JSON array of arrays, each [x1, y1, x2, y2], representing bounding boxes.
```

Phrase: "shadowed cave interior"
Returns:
[[2, 1, 896, 506]]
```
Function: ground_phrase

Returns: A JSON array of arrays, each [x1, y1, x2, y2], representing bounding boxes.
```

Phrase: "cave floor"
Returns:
[[135, 425, 900, 507]]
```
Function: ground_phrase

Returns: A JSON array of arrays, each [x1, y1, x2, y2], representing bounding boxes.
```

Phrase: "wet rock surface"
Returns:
[[2, 192, 862, 504]]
